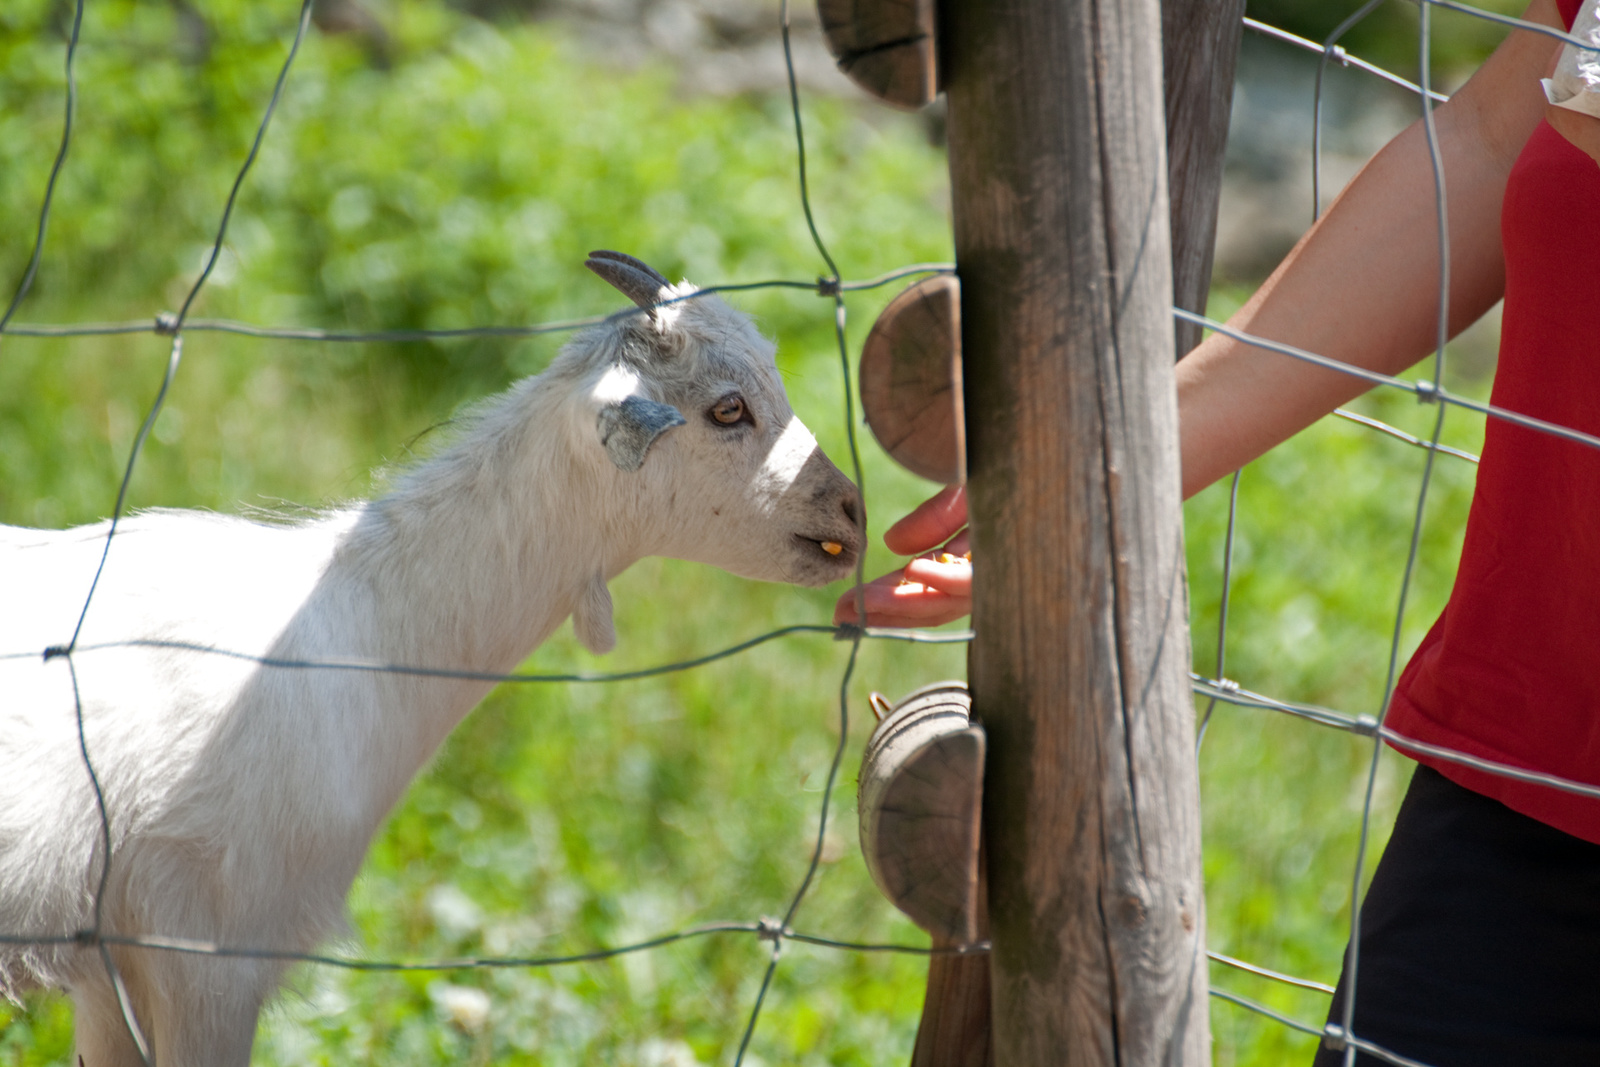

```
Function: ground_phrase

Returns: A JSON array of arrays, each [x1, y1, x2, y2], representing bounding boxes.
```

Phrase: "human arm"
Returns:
[[1178, 0, 1561, 493], [837, 0, 1565, 627]]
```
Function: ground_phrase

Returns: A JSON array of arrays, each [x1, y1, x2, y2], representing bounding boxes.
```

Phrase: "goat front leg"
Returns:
[[75, 951, 274, 1067], [73, 980, 151, 1067], [146, 954, 276, 1067]]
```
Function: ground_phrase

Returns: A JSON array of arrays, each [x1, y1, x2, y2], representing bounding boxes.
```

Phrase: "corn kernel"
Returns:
[[821, 541, 843, 556]]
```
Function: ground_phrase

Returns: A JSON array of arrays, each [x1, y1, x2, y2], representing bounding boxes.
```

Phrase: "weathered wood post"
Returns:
[[1164, 0, 1247, 357], [941, 0, 1210, 1061]]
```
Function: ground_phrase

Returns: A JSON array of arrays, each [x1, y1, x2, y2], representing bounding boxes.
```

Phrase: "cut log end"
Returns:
[[816, 0, 939, 110], [857, 682, 984, 944], [860, 274, 965, 485]]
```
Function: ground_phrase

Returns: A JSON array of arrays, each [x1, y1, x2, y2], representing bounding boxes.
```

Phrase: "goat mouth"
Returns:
[[795, 533, 859, 569]]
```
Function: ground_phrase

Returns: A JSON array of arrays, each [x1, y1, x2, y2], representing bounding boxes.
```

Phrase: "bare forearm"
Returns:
[[1177, 0, 1561, 498]]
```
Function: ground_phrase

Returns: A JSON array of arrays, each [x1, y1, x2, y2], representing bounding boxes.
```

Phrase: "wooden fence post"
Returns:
[[939, 0, 1210, 1061], [1163, 0, 1246, 357]]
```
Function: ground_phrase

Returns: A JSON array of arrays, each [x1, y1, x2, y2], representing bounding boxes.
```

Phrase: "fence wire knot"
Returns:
[[42, 644, 69, 661], [1321, 1022, 1348, 1051], [1324, 42, 1350, 66], [72, 928, 99, 947], [154, 311, 179, 336], [1414, 378, 1440, 403], [814, 275, 841, 298], [756, 917, 789, 945]]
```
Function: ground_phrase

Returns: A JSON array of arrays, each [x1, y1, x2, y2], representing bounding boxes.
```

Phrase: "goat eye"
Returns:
[[710, 396, 746, 426]]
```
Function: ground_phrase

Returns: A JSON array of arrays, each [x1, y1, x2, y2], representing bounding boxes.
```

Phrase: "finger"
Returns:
[[853, 608, 966, 629], [833, 581, 957, 624], [902, 556, 972, 598], [853, 589, 969, 629], [869, 586, 970, 628], [833, 572, 971, 626], [833, 572, 905, 624], [883, 485, 967, 556]]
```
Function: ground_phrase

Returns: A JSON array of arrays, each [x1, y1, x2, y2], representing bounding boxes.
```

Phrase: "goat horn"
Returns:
[[588, 250, 670, 288], [585, 251, 671, 317]]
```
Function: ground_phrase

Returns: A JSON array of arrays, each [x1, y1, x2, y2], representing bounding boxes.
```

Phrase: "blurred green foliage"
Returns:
[[1, 0, 1508, 1063]]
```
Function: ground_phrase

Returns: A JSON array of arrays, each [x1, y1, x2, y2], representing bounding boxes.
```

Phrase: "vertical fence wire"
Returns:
[[1335, 3, 1452, 1060], [0, 0, 82, 339], [1310, 0, 1387, 223], [732, 5, 868, 1056], [1193, 469, 1240, 755]]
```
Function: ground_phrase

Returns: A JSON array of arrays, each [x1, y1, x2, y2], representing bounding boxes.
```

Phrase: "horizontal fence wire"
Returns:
[[1332, 407, 1479, 463], [6, 0, 1599, 1064], [1177, 307, 1600, 455], [0, 265, 956, 343], [1243, 15, 1451, 103], [1193, 671, 1600, 803], [18, 624, 972, 678], [1209, 952, 1337, 996], [0, 923, 989, 967]]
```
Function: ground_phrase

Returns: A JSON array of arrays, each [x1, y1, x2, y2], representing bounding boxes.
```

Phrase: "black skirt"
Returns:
[[1312, 763, 1600, 1067]]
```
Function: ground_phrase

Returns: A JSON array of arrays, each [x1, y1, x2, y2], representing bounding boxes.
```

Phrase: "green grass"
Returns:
[[2, 2, 1498, 1063]]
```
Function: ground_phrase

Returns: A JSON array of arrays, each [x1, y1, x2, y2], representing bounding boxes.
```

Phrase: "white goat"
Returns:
[[0, 252, 864, 1066]]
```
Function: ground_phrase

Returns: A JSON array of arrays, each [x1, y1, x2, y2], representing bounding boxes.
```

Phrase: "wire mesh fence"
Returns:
[[3, 0, 1598, 1064], [1196, 3, 1600, 1065], [2, 1, 974, 1061]]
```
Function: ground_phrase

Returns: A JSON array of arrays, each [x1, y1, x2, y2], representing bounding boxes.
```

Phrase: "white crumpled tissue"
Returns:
[[1543, 0, 1600, 118]]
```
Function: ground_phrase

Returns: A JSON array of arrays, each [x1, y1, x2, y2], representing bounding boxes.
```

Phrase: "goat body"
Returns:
[[0, 257, 863, 1065]]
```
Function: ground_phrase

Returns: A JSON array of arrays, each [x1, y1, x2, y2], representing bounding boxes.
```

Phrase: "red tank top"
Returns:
[[1386, 0, 1600, 842]]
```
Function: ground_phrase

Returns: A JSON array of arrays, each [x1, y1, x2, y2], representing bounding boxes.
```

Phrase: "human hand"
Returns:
[[833, 484, 972, 628]]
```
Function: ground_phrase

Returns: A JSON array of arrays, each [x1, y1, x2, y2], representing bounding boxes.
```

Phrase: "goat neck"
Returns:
[[339, 377, 624, 734]]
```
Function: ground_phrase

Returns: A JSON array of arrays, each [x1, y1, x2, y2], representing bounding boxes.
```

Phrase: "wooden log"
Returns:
[[816, 0, 938, 110], [858, 682, 985, 944], [858, 682, 991, 1067], [909, 848, 992, 1067], [859, 275, 965, 485], [941, 0, 1209, 1062], [1163, 0, 1247, 357]]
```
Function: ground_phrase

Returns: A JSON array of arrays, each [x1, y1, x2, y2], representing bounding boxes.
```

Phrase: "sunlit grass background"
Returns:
[[2, 0, 1504, 1063]]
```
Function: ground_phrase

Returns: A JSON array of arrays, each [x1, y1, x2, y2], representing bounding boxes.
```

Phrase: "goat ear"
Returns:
[[586, 251, 671, 319], [596, 395, 686, 472], [573, 573, 616, 654]]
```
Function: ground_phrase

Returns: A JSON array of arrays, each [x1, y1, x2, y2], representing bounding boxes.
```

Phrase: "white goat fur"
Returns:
[[0, 278, 862, 1065]]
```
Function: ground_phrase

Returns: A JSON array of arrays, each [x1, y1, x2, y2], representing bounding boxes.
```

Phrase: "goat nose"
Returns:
[[841, 487, 865, 531]]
